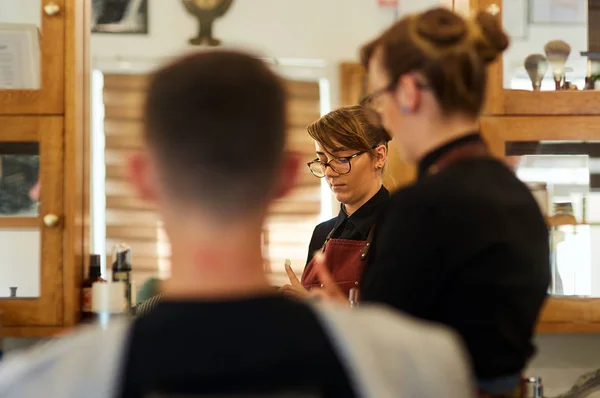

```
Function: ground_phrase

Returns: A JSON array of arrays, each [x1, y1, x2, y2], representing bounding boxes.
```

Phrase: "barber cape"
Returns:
[[0, 304, 474, 398]]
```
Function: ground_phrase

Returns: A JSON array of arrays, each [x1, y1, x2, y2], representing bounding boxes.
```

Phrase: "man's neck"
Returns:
[[161, 217, 273, 300]]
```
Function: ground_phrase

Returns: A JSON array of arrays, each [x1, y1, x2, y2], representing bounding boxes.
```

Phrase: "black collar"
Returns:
[[417, 132, 482, 179], [332, 186, 389, 237]]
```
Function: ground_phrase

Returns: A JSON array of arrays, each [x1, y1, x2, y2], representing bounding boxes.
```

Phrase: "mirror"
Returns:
[[0, 142, 40, 298], [502, 0, 590, 91], [0, 142, 40, 217], [507, 141, 600, 297], [0, 229, 41, 298], [0, 0, 41, 89]]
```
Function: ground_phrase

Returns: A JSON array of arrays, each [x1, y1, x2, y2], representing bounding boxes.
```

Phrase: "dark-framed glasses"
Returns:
[[307, 146, 378, 178]]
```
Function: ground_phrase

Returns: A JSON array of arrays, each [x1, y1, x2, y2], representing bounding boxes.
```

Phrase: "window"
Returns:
[[97, 73, 322, 293]]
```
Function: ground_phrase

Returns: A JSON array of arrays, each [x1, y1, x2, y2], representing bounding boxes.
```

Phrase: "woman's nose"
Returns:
[[324, 164, 339, 178]]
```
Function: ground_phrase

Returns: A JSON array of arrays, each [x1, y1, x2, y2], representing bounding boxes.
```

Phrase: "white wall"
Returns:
[[91, 0, 442, 108], [502, 0, 588, 89]]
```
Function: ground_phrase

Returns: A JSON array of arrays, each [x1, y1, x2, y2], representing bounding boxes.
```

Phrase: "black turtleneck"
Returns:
[[361, 134, 550, 383], [417, 133, 482, 178]]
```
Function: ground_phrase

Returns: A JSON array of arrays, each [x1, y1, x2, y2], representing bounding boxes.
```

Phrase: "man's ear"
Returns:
[[127, 151, 159, 203], [273, 152, 301, 200]]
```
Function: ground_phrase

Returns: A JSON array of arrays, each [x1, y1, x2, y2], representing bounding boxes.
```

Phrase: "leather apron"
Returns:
[[427, 138, 524, 398], [301, 227, 374, 298]]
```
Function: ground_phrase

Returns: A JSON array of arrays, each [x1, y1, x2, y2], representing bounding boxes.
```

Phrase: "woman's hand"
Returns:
[[278, 262, 311, 300]]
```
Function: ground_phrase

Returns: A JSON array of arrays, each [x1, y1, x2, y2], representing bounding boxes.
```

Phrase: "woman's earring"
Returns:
[[377, 165, 383, 170], [400, 105, 411, 114]]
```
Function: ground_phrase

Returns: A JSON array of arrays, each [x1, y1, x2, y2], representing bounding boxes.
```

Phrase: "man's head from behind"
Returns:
[[128, 51, 298, 228]]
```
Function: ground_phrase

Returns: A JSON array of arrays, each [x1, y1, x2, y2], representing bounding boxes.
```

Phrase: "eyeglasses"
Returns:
[[307, 146, 378, 178], [360, 81, 397, 114], [360, 78, 429, 126]]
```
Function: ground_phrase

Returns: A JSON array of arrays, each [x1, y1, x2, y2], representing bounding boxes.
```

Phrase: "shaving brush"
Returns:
[[544, 40, 571, 90], [524, 54, 548, 91]]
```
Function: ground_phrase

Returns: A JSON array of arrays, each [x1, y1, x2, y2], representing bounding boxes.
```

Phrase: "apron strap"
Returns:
[[321, 228, 336, 252], [360, 225, 376, 260], [322, 222, 376, 260]]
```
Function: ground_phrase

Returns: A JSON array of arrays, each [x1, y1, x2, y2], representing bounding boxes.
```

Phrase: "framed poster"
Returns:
[[92, 0, 148, 34], [529, 0, 586, 24]]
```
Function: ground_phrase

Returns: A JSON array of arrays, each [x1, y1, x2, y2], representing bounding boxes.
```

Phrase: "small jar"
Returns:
[[554, 202, 574, 217]]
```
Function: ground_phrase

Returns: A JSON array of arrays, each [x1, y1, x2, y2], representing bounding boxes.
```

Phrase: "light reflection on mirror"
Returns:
[[0, 141, 40, 298], [0, 0, 41, 27], [0, 0, 42, 89], [0, 142, 39, 217], [502, 0, 589, 90], [0, 228, 40, 298], [506, 141, 600, 297]]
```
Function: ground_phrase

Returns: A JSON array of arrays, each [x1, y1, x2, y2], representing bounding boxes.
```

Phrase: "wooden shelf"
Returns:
[[3, 326, 69, 338], [538, 297, 600, 333], [547, 215, 580, 227], [488, 90, 600, 116]]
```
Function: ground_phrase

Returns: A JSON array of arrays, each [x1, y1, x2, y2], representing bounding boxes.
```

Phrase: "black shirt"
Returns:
[[119, 296, 356, 398], [306, 186, 390, 264], [361, 134, 550, 381]]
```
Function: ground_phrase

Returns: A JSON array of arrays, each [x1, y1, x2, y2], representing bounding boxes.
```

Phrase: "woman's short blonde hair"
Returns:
[[307, 105, 390, 155]]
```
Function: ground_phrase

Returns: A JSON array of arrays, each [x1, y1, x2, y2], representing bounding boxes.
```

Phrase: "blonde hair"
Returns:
[[361, 7, 509, 117], [307, 105, 389, 155]]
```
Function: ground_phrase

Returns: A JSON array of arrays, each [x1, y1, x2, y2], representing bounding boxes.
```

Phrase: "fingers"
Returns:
[[284, 261, 301, 286], [279, 283, 309, 299], [278, 284, 292, 294]]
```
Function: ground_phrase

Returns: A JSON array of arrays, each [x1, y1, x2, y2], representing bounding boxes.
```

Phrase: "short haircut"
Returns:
[[361, 7, 509, 117], [307, 105, 389, 155], [144, 50, 287, 218]]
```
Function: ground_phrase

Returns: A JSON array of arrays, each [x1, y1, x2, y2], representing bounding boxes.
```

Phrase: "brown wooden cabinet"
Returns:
[[0, 0, 89, 336], [471, 0, 600, 332]]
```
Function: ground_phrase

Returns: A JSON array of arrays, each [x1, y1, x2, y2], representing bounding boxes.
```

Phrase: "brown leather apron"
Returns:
[[301, 227, 374, 298], [428, 138, 525, 398]]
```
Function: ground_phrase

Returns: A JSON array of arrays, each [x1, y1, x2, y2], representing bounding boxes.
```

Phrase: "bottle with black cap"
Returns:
[[81, 254, 106, 321], [112, 243, 132, 311]]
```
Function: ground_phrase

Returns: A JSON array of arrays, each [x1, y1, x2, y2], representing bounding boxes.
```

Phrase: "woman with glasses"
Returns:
[[315, 7, 550, 397], [279, 105, 390, 299]]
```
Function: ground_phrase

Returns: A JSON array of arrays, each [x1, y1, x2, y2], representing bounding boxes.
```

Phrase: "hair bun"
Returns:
[[474, 10, 509, 64], [415, 8, 468, 47]]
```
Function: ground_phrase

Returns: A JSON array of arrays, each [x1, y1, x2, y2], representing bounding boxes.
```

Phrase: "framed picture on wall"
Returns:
[[92, 0, 149, 34], [529, 0, 586, 24]]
